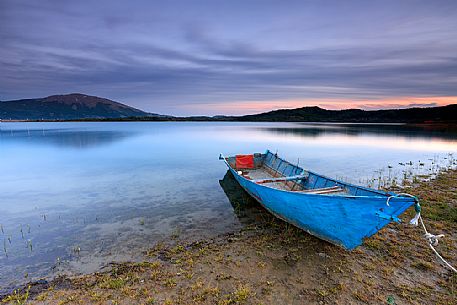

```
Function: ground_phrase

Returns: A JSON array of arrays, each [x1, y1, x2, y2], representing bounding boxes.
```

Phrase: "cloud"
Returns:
[[360, 102, 439, 110], [405, 103, 438, 108], [181, 97, 456, 115], [1, 0, 457, 115]]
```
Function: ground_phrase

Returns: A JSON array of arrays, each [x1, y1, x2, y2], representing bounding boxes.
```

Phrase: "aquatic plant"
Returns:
[[171, 227, 181, 239], [3, 238, 7, 258], [100, 277, 126, 289], [1, 285, 30, 305], [163, 277, 177, 287], [73, 246, 81, 255], [354, 152, 457, 190]]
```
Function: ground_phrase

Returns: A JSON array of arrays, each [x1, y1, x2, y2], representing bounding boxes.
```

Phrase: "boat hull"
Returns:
[[224, 160, 415, 250]]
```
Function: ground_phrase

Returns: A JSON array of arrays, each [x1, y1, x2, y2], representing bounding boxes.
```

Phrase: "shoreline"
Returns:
[[2, 119, 457, 124], [2, 170, 457, 304]]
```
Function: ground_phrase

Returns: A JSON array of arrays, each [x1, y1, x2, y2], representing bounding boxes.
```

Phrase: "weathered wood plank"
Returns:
[[253, 175, 307, 184]]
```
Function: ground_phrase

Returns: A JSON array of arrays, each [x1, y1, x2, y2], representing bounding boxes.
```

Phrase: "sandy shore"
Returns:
[[2, 170, 456, 305]]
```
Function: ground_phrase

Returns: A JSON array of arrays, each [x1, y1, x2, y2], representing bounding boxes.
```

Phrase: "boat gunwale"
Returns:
[[263, 149, 397, 197], [228, 166, 412, 201], [223, 151, 408, 201]]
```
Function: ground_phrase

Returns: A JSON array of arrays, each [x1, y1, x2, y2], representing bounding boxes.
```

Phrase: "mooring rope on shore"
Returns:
[[387, 193, 457, 273], [417, 215, 457, 273]]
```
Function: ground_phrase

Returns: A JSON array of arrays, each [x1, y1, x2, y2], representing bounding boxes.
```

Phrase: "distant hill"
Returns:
[[90, 104, 457, 123], [0, 93, 152, 120], [1, 93, 456, 123], [233, 105, 457, 123]]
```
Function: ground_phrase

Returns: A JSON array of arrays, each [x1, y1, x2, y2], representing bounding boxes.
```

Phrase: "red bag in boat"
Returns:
[[236, 154, 255, 169]]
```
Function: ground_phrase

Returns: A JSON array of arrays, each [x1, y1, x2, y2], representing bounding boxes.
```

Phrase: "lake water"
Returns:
[[1, 122, 457, 292]]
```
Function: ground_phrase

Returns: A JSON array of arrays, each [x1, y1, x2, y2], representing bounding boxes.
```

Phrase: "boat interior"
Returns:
[[225, 151, 389, 197]]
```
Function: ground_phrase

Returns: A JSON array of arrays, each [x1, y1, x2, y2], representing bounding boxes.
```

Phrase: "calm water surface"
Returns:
[[1, 122, 456, 291]]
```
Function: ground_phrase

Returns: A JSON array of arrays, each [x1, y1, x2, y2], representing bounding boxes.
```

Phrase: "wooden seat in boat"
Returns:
[[297, 185, 343, 194], [252, 175, 307, 184]]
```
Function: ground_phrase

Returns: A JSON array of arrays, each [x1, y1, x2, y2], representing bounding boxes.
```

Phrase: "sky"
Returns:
[[1, 0, 457, 115]]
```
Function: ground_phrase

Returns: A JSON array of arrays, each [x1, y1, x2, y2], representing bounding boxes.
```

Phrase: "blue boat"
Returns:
[[220, 150, 417, 250]]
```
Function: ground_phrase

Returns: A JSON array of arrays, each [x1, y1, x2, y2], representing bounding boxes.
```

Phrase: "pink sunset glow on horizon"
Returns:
[[179, 96, 457, 116]]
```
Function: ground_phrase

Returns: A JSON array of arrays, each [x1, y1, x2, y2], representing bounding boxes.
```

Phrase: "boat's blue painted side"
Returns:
[[222, 150, 416, 250]]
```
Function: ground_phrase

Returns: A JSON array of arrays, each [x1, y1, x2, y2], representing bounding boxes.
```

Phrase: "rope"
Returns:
[[386, 193, 418, 206], [417, 215, 457, 273], [391, 194, 457, 273]]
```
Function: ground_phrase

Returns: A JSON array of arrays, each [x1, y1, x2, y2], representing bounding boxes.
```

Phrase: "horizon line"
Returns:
[[1, 93, 457, 117]]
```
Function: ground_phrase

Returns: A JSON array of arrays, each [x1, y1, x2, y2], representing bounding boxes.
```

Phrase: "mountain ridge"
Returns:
[[0, 93, 152, 120], [1, 93, 456, 123], [233, 104, 457, 123]]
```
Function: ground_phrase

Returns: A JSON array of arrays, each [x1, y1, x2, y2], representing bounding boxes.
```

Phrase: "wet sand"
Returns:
[[2, 170, 456, 305]]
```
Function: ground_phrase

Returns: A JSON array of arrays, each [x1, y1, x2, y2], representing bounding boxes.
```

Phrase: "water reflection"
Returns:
[[0, 127, 135, 148], [219, 170, 263, 224], [262, 123, 457, 141], [0, 121, 456, 293]]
